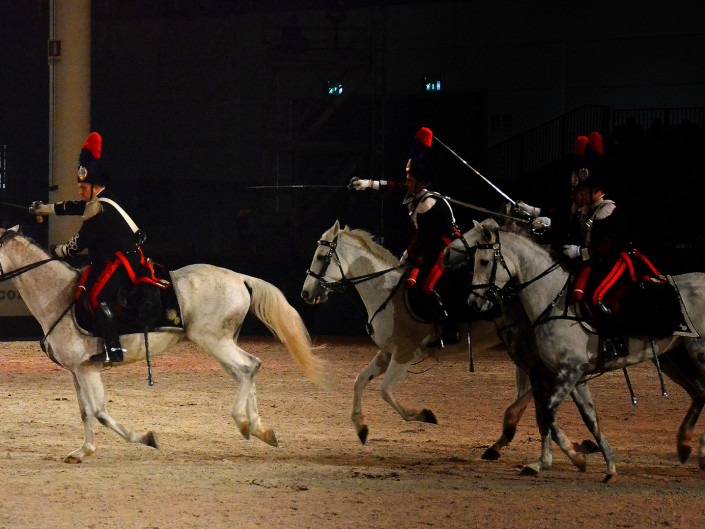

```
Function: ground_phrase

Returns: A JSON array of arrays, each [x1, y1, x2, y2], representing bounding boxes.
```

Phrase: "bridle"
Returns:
[[305, 235, 400, 293], [470, 229, 569, 328], [305, 234, 403, 335]]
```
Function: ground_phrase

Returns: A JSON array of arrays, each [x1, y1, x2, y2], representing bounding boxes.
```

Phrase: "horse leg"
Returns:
[[482, 389, 532, 461], [521, 364, 587, 477], [380, 357, 438, 424], [520, 388, 553, 476], [244, 381, 278, 447], [658, 347, 705, 464], [568, 383, 617, 480], [65, 367, 158, 464], [198, 336, 276, 446], [64, 370, 96, 464], [351, 349, 391, 444]]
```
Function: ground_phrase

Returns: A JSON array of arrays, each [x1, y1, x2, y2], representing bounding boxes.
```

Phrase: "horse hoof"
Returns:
[[261, 430, 278, 447], [574, 453, 587, 472], [63, 454, 82, 465], [602, 473, 619, 484], [677, 444, 692, 464], [422, 409, 438, 424], [357, 426, 369, 445], [481, 447, 501, 461], [144, 431, 159, 449], [574, 440, 600, 454], [519, 465, 540, 477]]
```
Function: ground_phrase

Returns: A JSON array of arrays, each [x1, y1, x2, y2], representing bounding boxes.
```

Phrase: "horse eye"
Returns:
[[479, 259, 490, 267], [316, 255, 326, 262]]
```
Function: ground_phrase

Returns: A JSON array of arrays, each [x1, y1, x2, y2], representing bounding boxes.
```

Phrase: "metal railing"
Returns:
[[488, 105, 705, 187]]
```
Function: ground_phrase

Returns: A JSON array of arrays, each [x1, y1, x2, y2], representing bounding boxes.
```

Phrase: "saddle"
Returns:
[[74, 262, 183, 337], [580, 275, 695, 339]]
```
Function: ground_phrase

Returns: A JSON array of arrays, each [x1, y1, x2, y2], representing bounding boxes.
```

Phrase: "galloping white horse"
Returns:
[[301, 221, 501, 444], [0, 227, 325, 463], [300, 220, 598, 468], [450, 219, 705, 482]]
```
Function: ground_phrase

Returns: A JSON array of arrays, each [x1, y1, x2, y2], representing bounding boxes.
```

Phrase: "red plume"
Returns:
[[82, 132, 102, 159], [587, 131, 604, 155], [414, 127, 433, 148], [572, 135, 588, 156]]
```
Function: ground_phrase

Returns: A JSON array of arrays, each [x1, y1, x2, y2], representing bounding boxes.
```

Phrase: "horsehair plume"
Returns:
[[82, 132, 102, 159], [242, 275, 328, 388], [572, 135, 589, 156], [587, 131, 604, 155], [414, 127, 433, 148]]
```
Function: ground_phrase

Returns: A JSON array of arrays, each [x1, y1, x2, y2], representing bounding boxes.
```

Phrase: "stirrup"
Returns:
[[90, 343, 125, 364], [428, 332, 460, 349], [602, 337, 629, 358]]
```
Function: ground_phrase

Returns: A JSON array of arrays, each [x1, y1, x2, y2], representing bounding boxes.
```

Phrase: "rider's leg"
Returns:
[[593, 301, 629, 358], [426, 289, 459, 348], [91, 301, 126, 363], [591, 261, 630, 358], [88, 265, 127, 363]]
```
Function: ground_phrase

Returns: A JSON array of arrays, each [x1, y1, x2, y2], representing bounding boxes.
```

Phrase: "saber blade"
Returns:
[[434, 136, 516, 206], [245, 185, 347, 190]]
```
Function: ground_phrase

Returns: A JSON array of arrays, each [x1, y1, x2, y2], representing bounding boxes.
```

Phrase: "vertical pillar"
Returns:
[[48, 0, 91, 245]]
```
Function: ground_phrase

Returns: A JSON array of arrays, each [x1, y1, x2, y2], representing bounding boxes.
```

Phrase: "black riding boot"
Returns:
[[426, 290, 460, 349], [89, 302, 125, 363], [594, 301, 629, 358]]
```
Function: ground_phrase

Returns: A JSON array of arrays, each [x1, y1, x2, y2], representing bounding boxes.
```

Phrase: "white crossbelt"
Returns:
[[98, 197, 140, 234]]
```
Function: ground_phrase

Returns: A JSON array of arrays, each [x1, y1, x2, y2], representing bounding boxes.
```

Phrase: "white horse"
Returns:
[[450, 219, 705, 482], [300, 220, 598, 468], [0, 227, 325, 463]]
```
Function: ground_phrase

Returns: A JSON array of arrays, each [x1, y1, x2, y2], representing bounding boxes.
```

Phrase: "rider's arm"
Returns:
[[54, 200, 88, 216]]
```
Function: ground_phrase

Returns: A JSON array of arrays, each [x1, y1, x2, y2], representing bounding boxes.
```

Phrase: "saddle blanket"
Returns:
[[669, 276, 700, 338]]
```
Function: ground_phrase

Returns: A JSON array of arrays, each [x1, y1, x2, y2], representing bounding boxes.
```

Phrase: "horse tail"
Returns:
[[242, 275, 327, 387]]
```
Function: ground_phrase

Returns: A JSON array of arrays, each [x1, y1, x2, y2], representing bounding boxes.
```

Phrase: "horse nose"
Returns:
[[301, 290, 309, 301]]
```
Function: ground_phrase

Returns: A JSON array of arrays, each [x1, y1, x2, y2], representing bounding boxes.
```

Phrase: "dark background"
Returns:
[[1, 0, 704, 338]]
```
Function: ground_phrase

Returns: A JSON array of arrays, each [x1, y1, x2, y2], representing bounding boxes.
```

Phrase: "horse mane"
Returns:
[[9, 231, 80, 276], [340, 226, 400, 267]]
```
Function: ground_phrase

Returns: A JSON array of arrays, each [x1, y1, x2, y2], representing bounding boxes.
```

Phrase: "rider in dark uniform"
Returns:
[[349, 127, 463, 348], [30, 132, 164, 364], [519, 132, 634, 357]]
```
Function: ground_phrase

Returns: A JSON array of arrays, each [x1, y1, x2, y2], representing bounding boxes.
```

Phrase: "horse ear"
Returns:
[[472, 219, 481, 228], [484, 218, 499, 229], [481, 224, 493, 242], [332, 220, 340, 233], [9, 224, 20, 232]]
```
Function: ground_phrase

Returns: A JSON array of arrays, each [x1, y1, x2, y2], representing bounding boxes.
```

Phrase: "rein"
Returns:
[[0, 230, 59, 282]]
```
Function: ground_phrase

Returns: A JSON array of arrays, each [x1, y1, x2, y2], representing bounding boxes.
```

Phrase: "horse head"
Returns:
[[465, 219, 514, 313], [301, 220, 343, 305], [301, 220, 402, 307]]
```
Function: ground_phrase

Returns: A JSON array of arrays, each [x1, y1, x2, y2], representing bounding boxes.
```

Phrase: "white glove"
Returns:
[[29, 201, 55, 215], [51, 244, 68, 259], [515, 201, 541, 217], [562, 244, 581, 260], [531, 216, 551, 231], [399, 250, 409, 265], [349, 177, 381, 191]]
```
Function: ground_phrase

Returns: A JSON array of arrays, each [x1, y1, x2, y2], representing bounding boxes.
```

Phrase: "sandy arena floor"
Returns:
[[1, 336, 704, 529]]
